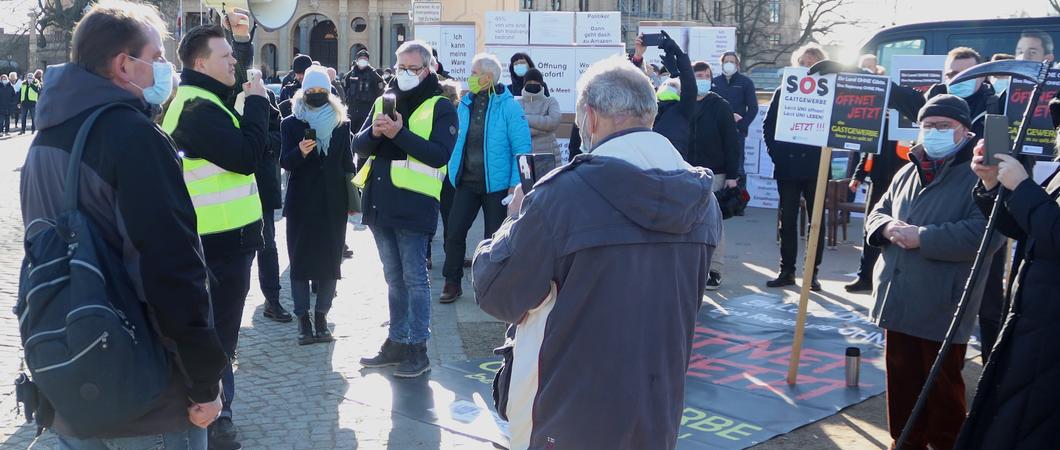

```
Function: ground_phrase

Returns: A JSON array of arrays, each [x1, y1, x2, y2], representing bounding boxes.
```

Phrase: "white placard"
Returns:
[[575, 46, 625, 78], [1035, 161, 1059, 184], [576, 12, 621, 46], [530, 47, 578, 113], [485, 45, 526, 87], [774, 67, 835, 147], [414, 24, 441, 51], [687, 27, 736, 64], [638, 25, 689, 73], [747, 175, 779, 209], [420, 24, 476, 87], [743, 108, 767, 175], [530, 12, 576, 46], [887, 55, 947, 141], [413, 2, 441, 24], [486, 12, 530, 46]]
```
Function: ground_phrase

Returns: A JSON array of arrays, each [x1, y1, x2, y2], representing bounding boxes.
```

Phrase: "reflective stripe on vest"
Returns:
[[352, 95, 447, 201], [657, 89, 679, 102], [21, 83, 38, 102], [161, 85, 262, 235]]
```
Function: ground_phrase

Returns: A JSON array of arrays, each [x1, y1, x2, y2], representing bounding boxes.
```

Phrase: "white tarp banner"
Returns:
[[576, 12, 622, 46], [529, 12, 576, 45], [485, 12, 530, 46]]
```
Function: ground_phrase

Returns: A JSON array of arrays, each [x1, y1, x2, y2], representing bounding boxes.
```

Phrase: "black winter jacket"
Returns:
[[0, 82, 16, 114], [168, 69, 269, 256], [352, 74, 458, 234], [343, 65, 385, 129], [763, 87, 824, 181], [956, 172, 1060, 450], [689, 92, 742, 178], [255, 90, 283, 211], [644, 52, 696, 156], [21, 63, 227, 437]]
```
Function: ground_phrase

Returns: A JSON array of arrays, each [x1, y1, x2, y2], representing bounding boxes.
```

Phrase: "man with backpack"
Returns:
[[18, 1, 227, 447]]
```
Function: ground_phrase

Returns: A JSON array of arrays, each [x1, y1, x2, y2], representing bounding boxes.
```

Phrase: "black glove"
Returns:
[[807, 60, 859, 76], [658, 30, 683, 56], [660, 52, 680, 79]]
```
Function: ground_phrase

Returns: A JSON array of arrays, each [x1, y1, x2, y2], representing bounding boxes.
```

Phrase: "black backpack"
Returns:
[[15, 103, 170, 436]]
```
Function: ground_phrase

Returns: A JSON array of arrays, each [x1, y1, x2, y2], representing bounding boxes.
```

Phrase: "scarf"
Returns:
[[294, 101, 340, 155]]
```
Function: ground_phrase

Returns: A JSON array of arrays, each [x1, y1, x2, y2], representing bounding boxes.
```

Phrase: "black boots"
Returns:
[[297, 314, 315, 346], [439, 282, 462, 304], [208, 416, 241, 450], [394, 342, 431, 378], [844, 278, 872, 293], [314, 312, 334, 343], [767, 271, 796, 288], [360, 339, 408, 367], [263, 302, 293, 323]]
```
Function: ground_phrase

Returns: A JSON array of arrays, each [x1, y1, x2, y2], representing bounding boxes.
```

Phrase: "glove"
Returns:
[[660, 52, 680, 79], [658, 31, 683, 56], [807, 60, 858, 76]]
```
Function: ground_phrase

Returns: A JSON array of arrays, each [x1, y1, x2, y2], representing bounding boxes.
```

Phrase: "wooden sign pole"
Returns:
[[786, 146, 833, 385]]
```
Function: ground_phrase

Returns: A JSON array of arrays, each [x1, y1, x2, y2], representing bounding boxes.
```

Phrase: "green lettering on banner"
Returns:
[[679, 407, 765, 442], [480, 361, 503, 373]]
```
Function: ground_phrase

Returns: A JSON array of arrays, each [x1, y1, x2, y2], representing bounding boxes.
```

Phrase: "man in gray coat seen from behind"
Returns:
[[865, 94, 1002, 450], [472, 55, 721, 450]]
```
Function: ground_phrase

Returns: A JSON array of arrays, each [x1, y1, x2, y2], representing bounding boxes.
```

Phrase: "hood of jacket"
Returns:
[[582, 130, 715, 235], [36, 63, 149, 130]]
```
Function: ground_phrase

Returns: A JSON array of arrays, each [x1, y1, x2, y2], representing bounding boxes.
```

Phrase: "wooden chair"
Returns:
[[824, 178, 866, 247]]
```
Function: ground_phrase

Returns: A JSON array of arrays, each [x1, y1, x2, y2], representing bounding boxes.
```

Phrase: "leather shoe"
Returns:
[[263, 302, 293, 323], [439, 281, 462, 304], [766, 272, 796, 288], [810, 277, 822, 292], [844, 278, 872, 293]]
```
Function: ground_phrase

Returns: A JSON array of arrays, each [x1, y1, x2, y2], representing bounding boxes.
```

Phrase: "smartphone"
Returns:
[[246, 68, 261, 84], [304, 128, 317, 141], [517, 154, 560, 193], [641, 33, 664, 47], [382, 93, 397, 120], [983, 114, 1010, 167]]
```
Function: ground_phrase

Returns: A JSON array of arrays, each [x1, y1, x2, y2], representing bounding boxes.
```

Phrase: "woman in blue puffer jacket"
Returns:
[[439, 52, 532, 303]]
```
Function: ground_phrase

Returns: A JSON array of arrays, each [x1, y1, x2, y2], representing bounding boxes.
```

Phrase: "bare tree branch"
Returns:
[[1050, 0, 1060, 14]]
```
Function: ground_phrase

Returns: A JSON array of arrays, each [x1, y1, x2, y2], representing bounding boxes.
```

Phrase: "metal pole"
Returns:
[[894, 79, 1047, 450]]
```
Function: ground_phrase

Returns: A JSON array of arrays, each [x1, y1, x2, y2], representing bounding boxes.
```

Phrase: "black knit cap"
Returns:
[[524, 68, 543, 84], [356, 49, 370, 59], [292, 54, 312, 74], [918, 94, 972, 129]]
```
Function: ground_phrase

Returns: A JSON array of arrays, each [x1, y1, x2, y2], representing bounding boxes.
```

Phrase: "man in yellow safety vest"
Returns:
[[353, 40, 458, 378], [161, 21, 268, 450], [18, 69, 41, 135]]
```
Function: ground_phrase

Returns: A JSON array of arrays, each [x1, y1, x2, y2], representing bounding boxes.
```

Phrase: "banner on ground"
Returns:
[[887, 55, 947, 141], [355, 294, 887, 449], [414, 23, 475, 87], [774, 68, 891, 154], [1004, 68, 1060, 157]]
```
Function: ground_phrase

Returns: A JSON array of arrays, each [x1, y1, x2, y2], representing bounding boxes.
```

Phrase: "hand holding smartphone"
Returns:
[[983, 114, 1010, 167], [382, 93, 397, 120]]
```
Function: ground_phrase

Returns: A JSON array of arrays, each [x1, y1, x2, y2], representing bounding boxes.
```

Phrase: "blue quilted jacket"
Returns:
[[449, 86, 532, 193]]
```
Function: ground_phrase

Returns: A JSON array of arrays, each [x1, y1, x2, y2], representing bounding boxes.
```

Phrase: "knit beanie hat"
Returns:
[[301, 67, 331, 92], [918, 94, 972, 130], [292, 54, 313, 74]]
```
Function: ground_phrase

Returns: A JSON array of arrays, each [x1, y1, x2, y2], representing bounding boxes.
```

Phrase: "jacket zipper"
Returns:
[[34, 332, 109, 374], [25, 305, 134, 345]]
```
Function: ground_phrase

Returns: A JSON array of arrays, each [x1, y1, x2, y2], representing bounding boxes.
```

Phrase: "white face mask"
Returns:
[[722, 62, 737, 76], [396, 72, 421, 91], [356, 59, 369, 69]]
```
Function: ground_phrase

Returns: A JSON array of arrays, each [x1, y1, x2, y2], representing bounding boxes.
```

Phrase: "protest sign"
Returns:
[[417, 23, 475, 87], [576, 12, 621, 46], [775, 68, 890, 154], [887, 55, 946, 141], [529, 47, 578, 112], [485, 11, 530, 45], [686, 27, 736, 64], [529, 11, 576, 45], [1004, 68, 1060, 157], [412, 1, 441, 24]]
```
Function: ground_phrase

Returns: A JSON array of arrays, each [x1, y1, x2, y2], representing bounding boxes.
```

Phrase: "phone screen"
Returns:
[[983, 114, 1010, 167], [382, 93, 397, 120], [641, 33, 664, 47], [304, 129, 317, 141]]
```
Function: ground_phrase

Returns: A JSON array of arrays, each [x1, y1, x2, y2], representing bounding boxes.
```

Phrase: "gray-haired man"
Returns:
[[473, 55, 721, 450]]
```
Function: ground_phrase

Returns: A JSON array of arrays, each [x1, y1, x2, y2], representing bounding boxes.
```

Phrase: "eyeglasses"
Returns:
[[920, 121, 960, 131], [393, 65, 425, 77]]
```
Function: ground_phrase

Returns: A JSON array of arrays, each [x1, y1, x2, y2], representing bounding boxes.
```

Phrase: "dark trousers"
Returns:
[[777, 179, 825, 273], [443, 187, 507, 283], [20, 103, 34, 133], [257, 210, 281, 305], [0, 112, 9, 133], [429, 179, 457, 261], [205, 251, 255, 419], [855, 178, 891, 280], [291, 279, 336, 316], [885, 330, 967, 450], [978, 250, 1007, 363]]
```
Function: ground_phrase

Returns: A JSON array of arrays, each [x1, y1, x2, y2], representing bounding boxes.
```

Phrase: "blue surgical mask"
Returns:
[[947, 79, 977, 98], [129, 56, 174, 106], [920, 128, 963, 159], [992, 78, 1009, 94], [513, 63, 528, 77], [696, 79, 712, 96]]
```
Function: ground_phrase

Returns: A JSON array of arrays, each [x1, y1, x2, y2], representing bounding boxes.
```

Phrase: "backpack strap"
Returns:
[[62, 103, 140, 213]]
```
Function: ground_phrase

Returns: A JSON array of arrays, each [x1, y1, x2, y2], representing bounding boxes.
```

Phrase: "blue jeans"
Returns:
[[56, 427, 207, 450], [370, 225, 431, 344], [291, 278, 336, 316]]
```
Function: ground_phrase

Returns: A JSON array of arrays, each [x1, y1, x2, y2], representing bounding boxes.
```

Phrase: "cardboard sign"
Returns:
[[775, 68, 890, 154], [575, 46, 625, 77], [529, 12, 576, 45], [687, 27, 736, 64], [412, 1, 441, 24], [887, 55, 946, 141], [1004, 68, 1060, 157], [530, 46, 578, 112], [576, 12, 622, 46], [417, 24, 475, 87], [486, 12, 530, 46]]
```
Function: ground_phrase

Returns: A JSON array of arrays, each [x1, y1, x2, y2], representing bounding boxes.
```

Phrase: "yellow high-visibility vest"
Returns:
[[657, 89, 679, 102], [352, 95, 447, 201], [21, 82, 38, 102], [161, 85, 262, 235]]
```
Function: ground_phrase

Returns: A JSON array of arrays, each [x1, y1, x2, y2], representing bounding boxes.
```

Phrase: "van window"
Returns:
[[948, 33, 1020, 61], [877, 38, 925, 70]]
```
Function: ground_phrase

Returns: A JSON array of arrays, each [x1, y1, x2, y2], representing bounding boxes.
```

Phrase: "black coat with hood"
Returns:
[[690, 92, 742, 178], [21, 63, 227, 438], [0, 81, 17, 114], [955, 170, 1060, 450], [508, 53, 550, 97]]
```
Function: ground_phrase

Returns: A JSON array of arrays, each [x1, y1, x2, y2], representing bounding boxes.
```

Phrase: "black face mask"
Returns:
[[524, 84, 542, 94], [305, 92, 329, 108]]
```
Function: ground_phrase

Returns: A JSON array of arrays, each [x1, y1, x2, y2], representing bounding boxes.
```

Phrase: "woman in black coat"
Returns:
[[956, 120, 1060, 449], [0, 74, 16, 135], [280, 68, 356, 345], [508, 52, 549, 97]]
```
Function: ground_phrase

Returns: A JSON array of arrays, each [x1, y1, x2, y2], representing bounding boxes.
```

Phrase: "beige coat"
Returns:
[[517, 89, 562, 162]]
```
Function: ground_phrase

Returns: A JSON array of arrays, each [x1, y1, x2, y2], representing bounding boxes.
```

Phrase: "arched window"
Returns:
[[260, 44, 277, 75]]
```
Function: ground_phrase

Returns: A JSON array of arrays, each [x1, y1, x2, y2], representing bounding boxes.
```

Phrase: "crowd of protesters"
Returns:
[[10, 0, 1060, 448]]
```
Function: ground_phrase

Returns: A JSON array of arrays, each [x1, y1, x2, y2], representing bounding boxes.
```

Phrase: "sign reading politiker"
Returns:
[[775, 68, 891, 154]]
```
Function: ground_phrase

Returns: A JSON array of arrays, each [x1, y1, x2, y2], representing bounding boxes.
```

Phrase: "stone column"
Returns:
[[338, 0, 351, 71], [382, 14, 393, 68], [279, 25, 292, 72], [367, 14, 381, 67], [27, 10, 38, 72]]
